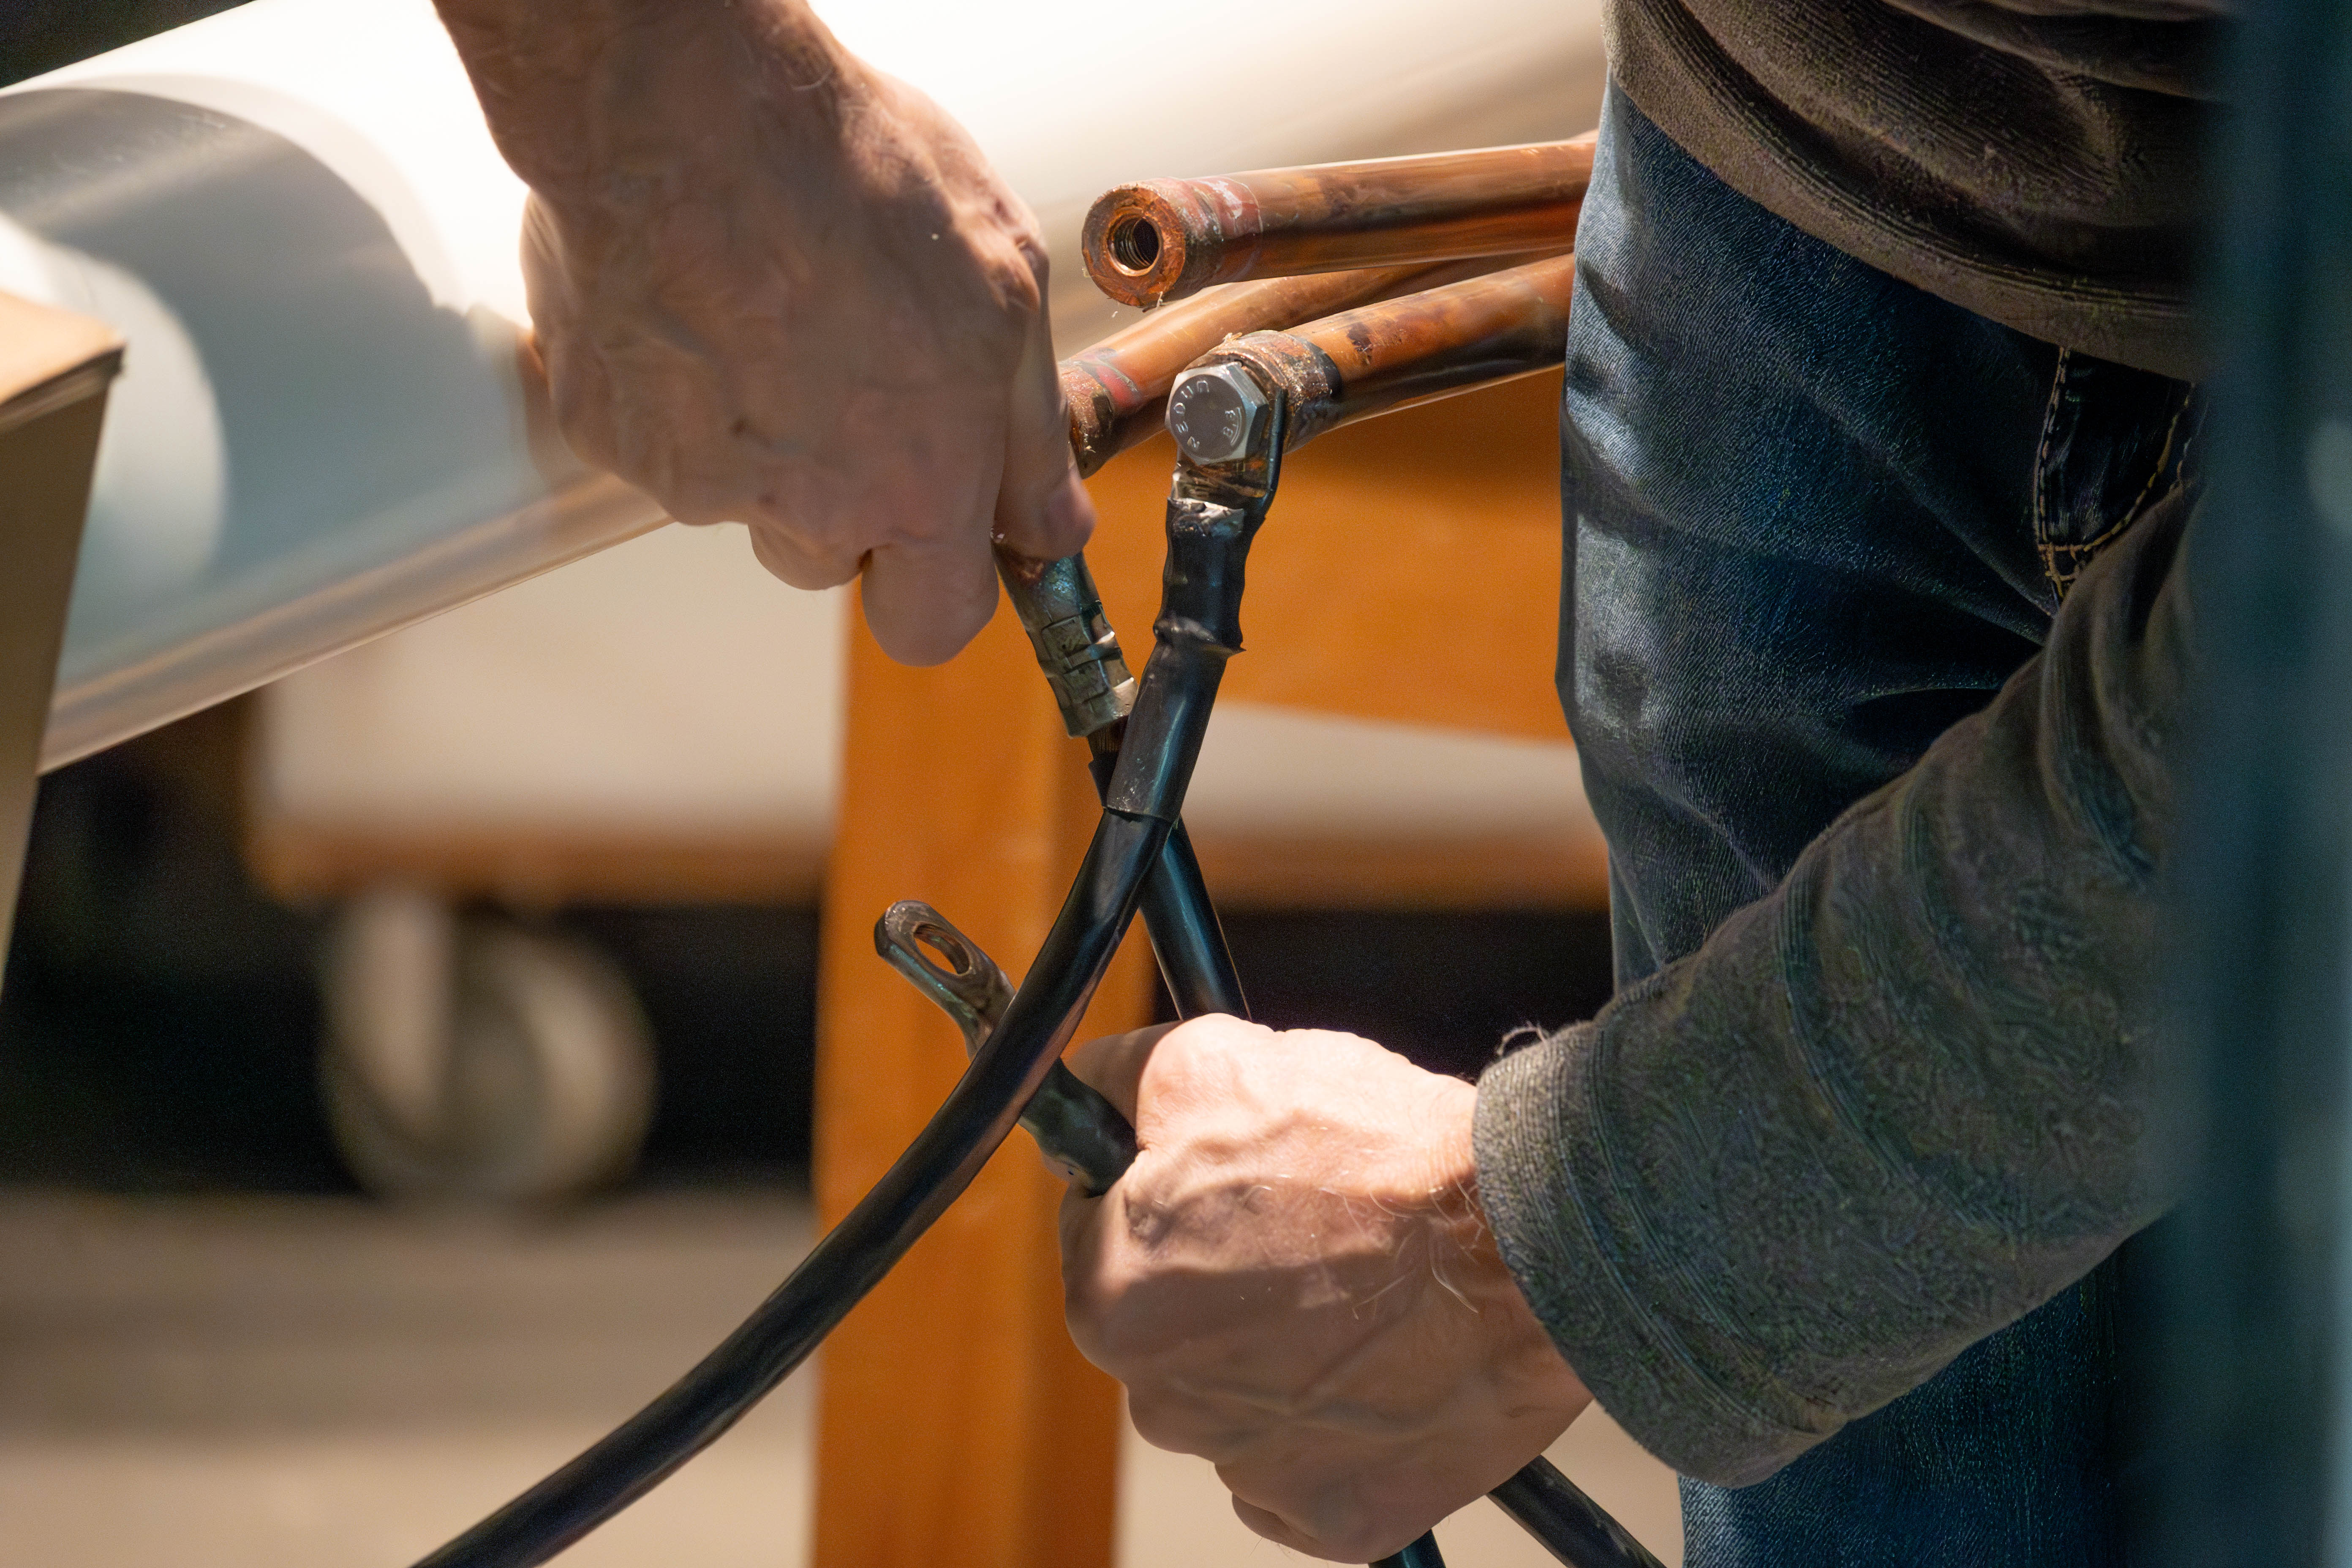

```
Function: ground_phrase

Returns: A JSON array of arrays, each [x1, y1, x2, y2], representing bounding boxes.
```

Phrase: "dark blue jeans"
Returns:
[[1559, 87, 2195, 1566]]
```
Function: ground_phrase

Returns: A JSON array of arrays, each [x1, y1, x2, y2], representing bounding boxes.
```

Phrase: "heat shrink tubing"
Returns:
[[410, 228, 1639, 1568]]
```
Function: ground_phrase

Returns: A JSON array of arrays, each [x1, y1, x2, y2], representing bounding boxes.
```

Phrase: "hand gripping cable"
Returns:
[[412, 149, 1660, 1568]]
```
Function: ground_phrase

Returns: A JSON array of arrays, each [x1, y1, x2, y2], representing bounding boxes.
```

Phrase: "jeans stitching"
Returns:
[[2036, 373, 2191, 598], [2030, 346, 2072, 558]]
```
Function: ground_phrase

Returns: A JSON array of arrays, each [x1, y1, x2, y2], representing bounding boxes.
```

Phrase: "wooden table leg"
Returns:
[[0, 295, 119, 992], [813, 590, 1157, 1568]]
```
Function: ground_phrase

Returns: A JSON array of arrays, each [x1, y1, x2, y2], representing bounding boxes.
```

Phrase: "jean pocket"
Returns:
[[2032, 347, 2199, 597]]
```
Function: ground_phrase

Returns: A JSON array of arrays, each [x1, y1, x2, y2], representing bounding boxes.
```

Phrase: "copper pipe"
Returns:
[[1081, 134, 1594, 308], [1201, 251, 1577, 451], [1063, 266, 1418, 477], [1059, 249, 1563, 476]]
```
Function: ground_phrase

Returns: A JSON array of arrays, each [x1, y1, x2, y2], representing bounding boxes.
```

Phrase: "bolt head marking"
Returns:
[[1166, 364, 1268, 464]]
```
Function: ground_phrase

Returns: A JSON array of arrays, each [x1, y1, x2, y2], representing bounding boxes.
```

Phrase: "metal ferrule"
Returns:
[[996, 550, 1136, 738]]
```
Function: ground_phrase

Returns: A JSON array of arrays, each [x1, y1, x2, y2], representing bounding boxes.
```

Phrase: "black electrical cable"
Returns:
[[413, 379, 1659, 1568], [1492, 1459, 1667, 1568], [413, 473, 1263, 1568], [411, 808, 1171, 1568], [1089, 747, 1248, 1018]]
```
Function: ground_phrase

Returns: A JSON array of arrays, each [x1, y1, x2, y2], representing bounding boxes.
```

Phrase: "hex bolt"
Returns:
[[1165, 363, 1270, 465]]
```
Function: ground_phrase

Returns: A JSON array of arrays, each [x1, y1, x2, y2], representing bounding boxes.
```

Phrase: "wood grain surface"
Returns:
[[1082, 370, 1571, 743]]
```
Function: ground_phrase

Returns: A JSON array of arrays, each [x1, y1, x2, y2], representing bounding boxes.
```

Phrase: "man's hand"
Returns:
[[435, 0, 1094, 664], [1061, 1018, 1591, 1562]]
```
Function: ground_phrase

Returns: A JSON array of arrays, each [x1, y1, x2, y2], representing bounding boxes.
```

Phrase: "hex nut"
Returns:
[[1165, 364, 1269, 464]]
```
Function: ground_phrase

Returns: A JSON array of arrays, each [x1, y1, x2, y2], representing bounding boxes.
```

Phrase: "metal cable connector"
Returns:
[[996, 549, 1137, 738]]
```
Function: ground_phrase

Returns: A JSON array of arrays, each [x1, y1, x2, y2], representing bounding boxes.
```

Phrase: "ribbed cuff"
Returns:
[[1473, 1025, 1821, 1487]]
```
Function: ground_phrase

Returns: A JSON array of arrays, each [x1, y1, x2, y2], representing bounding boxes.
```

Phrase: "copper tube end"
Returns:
[[1081, 183, 1210, 308], [1079, 136, 1595, 310]]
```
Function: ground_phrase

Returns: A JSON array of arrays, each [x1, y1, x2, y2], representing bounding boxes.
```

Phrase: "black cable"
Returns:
[[1491, 1458, 1666, 1568], [1088, 749, 1248, 1018], [411, 387, 1660, 1568], [410, 808, 1170, 1568], [412, 472, 1266, 1568]]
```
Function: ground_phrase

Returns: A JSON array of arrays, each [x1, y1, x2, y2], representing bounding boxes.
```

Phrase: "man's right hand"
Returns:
[[1060, 1018, 1591, 1562], [434, 0, 1095, 664]]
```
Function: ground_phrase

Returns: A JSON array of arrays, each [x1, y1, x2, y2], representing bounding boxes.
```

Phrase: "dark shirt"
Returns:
[[1604, 0, 2228, 377], [1475, 487, 2193, 1484]]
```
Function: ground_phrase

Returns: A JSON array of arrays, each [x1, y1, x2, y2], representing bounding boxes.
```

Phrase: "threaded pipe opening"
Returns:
[[1108, 216, 1162, 274]]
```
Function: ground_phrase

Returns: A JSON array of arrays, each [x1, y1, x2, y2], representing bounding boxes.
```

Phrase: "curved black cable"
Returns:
[[1491, 1458, 1666, 1568], [412, 376, 1660, 1568], [412, 462, 1265, 1568], [410, 808, 1169, 1568], [1088, 748, 1247, 1019]]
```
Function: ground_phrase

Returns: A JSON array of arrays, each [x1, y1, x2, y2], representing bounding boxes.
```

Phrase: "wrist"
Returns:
[[1416, 1075, 1486, 1231], [1426, 1076, 1590, 1410]]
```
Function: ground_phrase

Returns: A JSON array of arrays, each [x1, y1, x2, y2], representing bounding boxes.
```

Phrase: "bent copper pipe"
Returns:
[[1065, 266, 1421, 476], [1062, 250, 1565, 476], [1081, 134, 1594, 308], [1190, 251, 1578, 452]]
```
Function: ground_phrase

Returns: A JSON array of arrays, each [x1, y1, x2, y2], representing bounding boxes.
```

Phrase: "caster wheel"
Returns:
[[320, 886, 656, 1202]]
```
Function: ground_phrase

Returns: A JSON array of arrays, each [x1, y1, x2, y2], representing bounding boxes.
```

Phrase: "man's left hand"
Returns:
[[1059, 1017, 1591, 1562]]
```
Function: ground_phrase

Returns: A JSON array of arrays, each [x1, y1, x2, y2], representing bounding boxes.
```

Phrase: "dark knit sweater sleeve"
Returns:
[[1473, 487, 2196, 1486]]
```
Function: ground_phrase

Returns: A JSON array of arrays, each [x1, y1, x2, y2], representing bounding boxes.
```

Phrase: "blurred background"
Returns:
[[0, 2, 1676, 1565]]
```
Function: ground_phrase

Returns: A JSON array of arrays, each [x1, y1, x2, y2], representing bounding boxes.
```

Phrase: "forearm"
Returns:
[[1476, 486, 2199, 1485]]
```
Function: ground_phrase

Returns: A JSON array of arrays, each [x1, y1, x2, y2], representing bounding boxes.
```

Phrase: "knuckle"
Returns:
[[1127, 1391, 1220, 1456]]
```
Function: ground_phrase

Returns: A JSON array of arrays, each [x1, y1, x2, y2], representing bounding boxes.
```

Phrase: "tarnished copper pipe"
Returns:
[[1060, 250, 1563, 476], [1062, 267, 1419, 477], [1081, 135, 1593, 308], [1194, 251, 1577, 452]]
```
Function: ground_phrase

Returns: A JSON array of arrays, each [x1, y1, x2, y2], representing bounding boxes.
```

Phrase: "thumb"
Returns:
[[993, 250, 1097, 561], [1064, 1021, 1177, 1127]]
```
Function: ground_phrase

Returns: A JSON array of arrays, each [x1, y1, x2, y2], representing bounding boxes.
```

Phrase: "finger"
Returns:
[[1228, 1473, 1423, 1565], [518, 198, 623, 479], [1228, 1497, 1340, 1561], [991, 256, 1096, 561], [1064, 1021, 1178, 1125], [1125, 1388, 1258, 1462], [1059, 1177, 1110, 1328], [747, 522, 863, 591], [858, 512, 1002, 665]]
